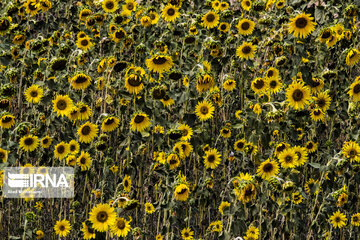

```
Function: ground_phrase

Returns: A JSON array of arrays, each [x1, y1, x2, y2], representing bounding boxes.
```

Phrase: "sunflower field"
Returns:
[[0, 0, 360, 239]]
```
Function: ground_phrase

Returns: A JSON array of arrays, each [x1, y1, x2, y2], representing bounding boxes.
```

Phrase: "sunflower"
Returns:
[[122, 0, 137, 16], [234, 139, 246, 152], [19, 135, 39, 152], [66, 140, 79, 155], [342, 141, 360, 163], [102, 0, 118, 13], [251, 77, 267, 94], [76, 36, 94, 51], [223, 79, 236, 91], [351, 213, 360, 227], [174, 184, 190, 201], [140, 16, 152, 27], [181, 227, 194, 240], [278, 148, 298, 168], [81, 221, 96, 240], [241, 0, 252, 11], [66, 155, 77, 166], [348, 80, 360, 102], [177, 141, 193, 157], [288, 12, 317, 38], [24, 85, 43, 104], [53, 94, 73, 117], [256, 159, 279, 180], [144, 202, 155, 214], [0, 148, 8, 163], [77, 103, 92, 120], [0, 114, 15, 129], [337, 192, 348, 207], [125, 74, 144, 94], [237, 183, 257, 203], [162, 4, 180, 23], [39, 136, 51, 149], [346, 49, 360, 67], [218, 22, 230, 32], [77, 151, 92, 171], [110, 217, 131, 237], [54, 142, 69, 160], [54, 219, 71, 237], [203, 148, 221, 169], [112, 28, 127, 42], [329, 211, 347, 229], [292, 146, 308, 166], [265, 67, 279, 80], [148, 10, 159, 24], [101, 116, 120, 132], [325, 33, 337, 48], [195, 100, 215, 121], [220, 127, 231, 138], [71, 73, 92, 90], [120, 175, 132, 192], [236, 18, 255, 36], [313, 91, 331, 111], [178, 124, 193, 141], [276, 0, 285, 9], [24, 0, 39, 16], [236, 42, 256, 60], [292, 192, 303, 204], [305, 141, 318, 153], [146, 55, 174, 74], [319, 28, 332, 43], [77, 122, 98, 143], [266, 77, 283, 94], [130, 112, 151, 132], [310, 108, 325, 122], [304, 178, 320, 195], [202, 11, 219, 29], [208, 220, 223, 232], [285, 81, 311, 110], [167, 153, 180, 169], [89, 203, 116, 232], [0, 17, 12, 36]]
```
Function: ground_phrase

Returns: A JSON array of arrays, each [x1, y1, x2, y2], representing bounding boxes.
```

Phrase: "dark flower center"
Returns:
[[167, 8, 175, 16], [115, 30, 126, 39], [242, 46, 251, 54], [80, 106, 88, 113], [81, 126, 91, 135], [254, 79, 264, 89], [353, 84, 360, 94], [57, 145, 65, 154], [56, 100, 67, 110], [24, 137, 34, 146], [292, 89, 304, 101], [152, 56, 168, 65], [134, 115, 145, 123], [75, 75, 88, 84], [2, 116, 13, 123], [81, 39, 89, 46], [285, 155, 293, 163], [207, 154, 215, 163], [263, 163, 273, 172], [96, 211, 108, 222], [241, 22, 250, 30], [105, 118, 115, 125], [105, 1, 114, 9], [177, 188, 187, 195], [0, 19, 10, 31], [200, 106, 209, 114], [70, 144, 76, 151], [206, 13, 216, 23], [80, 157, 86, 164], [59, 225, 65, 231], [117, 219, 125, 229], [295, 17, 308, 29], [270, 80, 277, 88]]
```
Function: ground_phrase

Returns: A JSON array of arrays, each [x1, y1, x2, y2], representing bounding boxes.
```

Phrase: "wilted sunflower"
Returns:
[[348, 80, 360, 102], [304, 178, 320, 195], [52, 94, 73, 117], [125, 74, 144, 94], [236, 42, 256, 60], [54, 142, 69, 160], [223, 79, 236, 91], [257, 158, 279, 180], [71, 73, 92, 90], [346, 48, 360, 67], [278, 148, 298, 168], [81, 221, 96, 240], [66, 155, 77, 166], [288, 12, 316, 38], [202, 10, 219, 29], [285, 81, 311, 110], [146, 55, 174, 74], [77, 151, 92, 171], [77, 122, 98, 143], [89, 203, 116, 232], [203, 148, 221, 169], [319, 28, 332, 43], [110, 217, 131, 237], [0, 114, 15, 129], [101, 116, 120, 132], [0, 17, 12, 36], [102, 0, 118, 13], [130, 112, 151, 132], [329, 211, 347, 229], [174, 184, 190, 201], [178, 124, 193, 141], [162, 4, 180, 22], [19, 135, 39, 152], [237, 183, 257, 203], [54, 219, 71, 237], [292, 146, 308, 166], [342, 141, 360, 163], [292, 192, 303, 204], [0, 148, 8, 163], [195, 100, 215, 121], [123, 175, 132, 192], [236, 18, 255, 36], [251, 77, 267, 94], [167, 153, 180, 169], [181, 227, 194, 240]]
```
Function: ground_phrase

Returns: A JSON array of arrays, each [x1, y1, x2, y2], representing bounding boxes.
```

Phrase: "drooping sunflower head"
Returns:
[[251, 77, 267, 94], [145, 55, 174, 74], [348, 80, 360, 102], [174, 184, 190, 201], [101, 116, 120, 132], [125, 74, 144, 95], [71, 73, 92, 90], [346, 49, 360, 67], [167, 153, 180, 169], [0, 114, 16, 129]]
